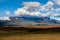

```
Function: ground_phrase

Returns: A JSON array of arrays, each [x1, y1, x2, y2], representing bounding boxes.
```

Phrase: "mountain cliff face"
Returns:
[[0, 16, 60, 26]]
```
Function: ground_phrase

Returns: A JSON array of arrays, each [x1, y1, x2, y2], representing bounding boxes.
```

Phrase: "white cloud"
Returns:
[[14, 8, 29, 16], [14, 8, 42, 17], [55, 0, 60, 6], [14, 8, 52, 17], [41, 14, 48, 17], [5, 10, 10, 16], [0, 17, 10, 20], [30, 12, 41, 16], [50, 0, 60, 6], [54, 14, 60, 17], [39, 6, 45, 11], [41, 12, 53, 17], [44, 1, 54, 11], [23, 2, 41, 8], [47, 12, 53, 16], [14, 2, 45, 17], [14, 1, 60, 18], [0, 10, 11, 20], [45, 1, 53, 7], [23, 2, 41, 12]]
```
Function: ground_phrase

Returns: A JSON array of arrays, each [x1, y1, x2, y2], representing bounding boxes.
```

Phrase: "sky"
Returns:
[[0, 0, 60, 21]]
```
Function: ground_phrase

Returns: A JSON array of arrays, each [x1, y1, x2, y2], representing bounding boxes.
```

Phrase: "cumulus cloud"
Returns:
[[39, 6, 45, 11], [14, 8, 29, 16], [14, 8, 41, 16], [54, 14, 60, 17], [14, 1, 60, 18], [23, 2, 41, 7], [54, 0, 60, 6], [0, 17, 10, 20], [41, 12, 53, 17], [14, 2, 42, 16], [30, 12, 41, 16], [23, 2, 41, 12], [43, 1, 54, 11], [14, 2, 53, 17], [50, 0, 60, 6], [14, 8, 52, 17]]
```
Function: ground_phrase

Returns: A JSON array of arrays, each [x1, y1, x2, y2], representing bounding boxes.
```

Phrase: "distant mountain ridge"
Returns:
[[0, 16, 60, 26]]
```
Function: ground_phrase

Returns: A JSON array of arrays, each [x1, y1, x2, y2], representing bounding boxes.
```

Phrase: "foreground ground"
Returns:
[[0, 26, 60, 40], [0, 32, 60, 40]]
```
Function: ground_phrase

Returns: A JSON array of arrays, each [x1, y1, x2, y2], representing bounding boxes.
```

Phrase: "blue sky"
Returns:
[[0, 0, 48, 17], [0, 0, 60, 21]]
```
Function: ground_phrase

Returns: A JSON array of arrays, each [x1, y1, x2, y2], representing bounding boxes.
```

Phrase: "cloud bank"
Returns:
[[0, 17, 10, 20], [14, 2, 53, 17], [14, 1, 60, 17], [0, 0, 60, 20]]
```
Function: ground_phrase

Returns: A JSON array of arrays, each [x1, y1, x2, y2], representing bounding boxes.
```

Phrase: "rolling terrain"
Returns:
[[0, 16, 60, 26]]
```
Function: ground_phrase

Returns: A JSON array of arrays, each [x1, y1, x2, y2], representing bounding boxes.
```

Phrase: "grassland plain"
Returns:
[[0, 32, 60, 40], [0, 26, 60, 40]]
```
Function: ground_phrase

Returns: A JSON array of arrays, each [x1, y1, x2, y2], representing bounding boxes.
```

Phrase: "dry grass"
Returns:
[[26, 25, 60, 28], [0, 33, 60, 40], [0, 25, 60, 40]]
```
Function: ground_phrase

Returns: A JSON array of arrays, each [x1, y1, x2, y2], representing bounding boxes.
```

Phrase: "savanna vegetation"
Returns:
[[0, 26, 60, 40]]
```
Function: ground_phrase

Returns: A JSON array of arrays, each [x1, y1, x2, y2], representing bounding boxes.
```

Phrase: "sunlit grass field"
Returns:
[[0, 26, 60, 40], [0, 32, 60, 40]]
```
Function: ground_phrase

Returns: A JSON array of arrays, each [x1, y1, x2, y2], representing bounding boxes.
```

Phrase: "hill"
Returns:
[[0, 16, 60, 27]]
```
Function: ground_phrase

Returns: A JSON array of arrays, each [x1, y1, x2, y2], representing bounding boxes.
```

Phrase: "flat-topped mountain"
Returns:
[[0, 16, 60, 27]]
